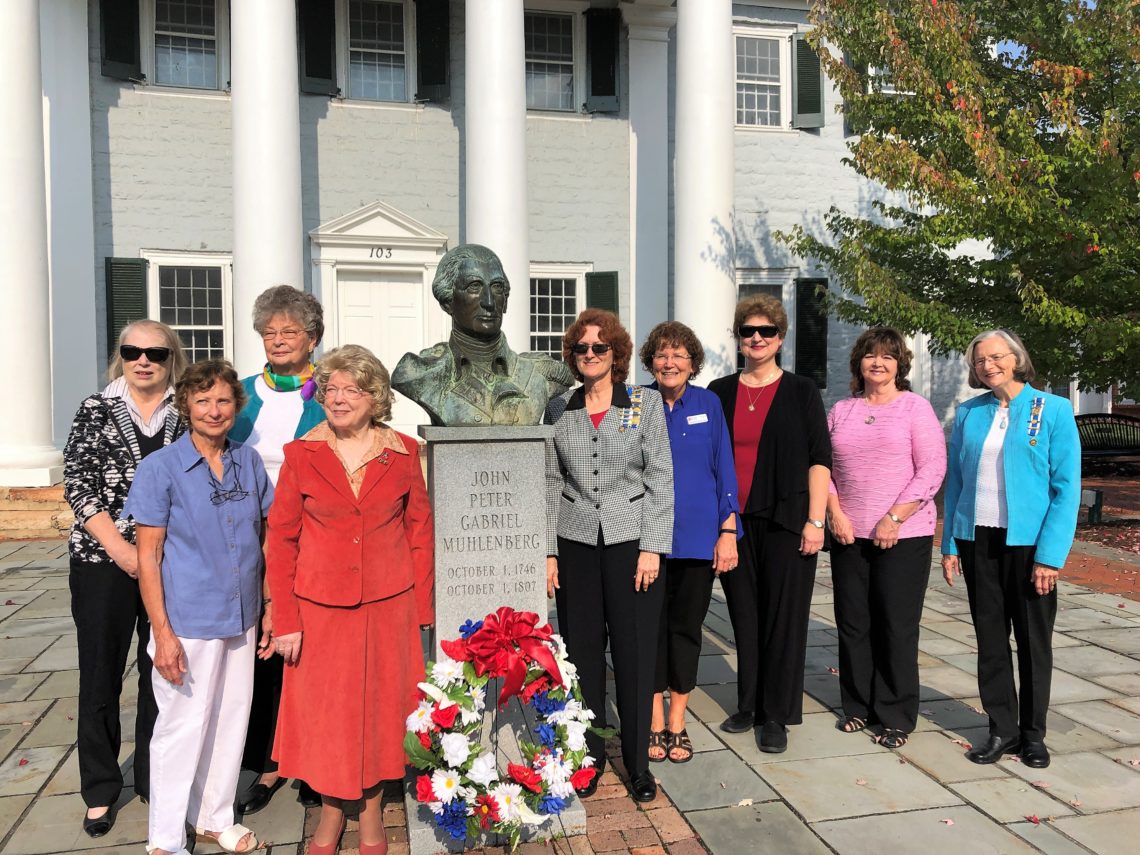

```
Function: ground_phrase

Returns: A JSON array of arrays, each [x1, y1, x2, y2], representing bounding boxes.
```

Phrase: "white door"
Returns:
[[336, 270, 431, 434]]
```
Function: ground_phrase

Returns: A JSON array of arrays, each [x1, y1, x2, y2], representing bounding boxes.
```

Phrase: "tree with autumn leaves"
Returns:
[[781, 0, 1139, 393]]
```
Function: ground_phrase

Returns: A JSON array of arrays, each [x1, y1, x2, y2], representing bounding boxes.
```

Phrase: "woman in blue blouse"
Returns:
[[942, 330, 1080, 770], [640, 322, 739, 764]]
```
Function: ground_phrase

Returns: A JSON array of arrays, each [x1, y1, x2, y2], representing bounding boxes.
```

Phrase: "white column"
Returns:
[[622, 2, 675, 381], [231, 0, 304, 370], [674, 0, 737, 376], [0, 0, 63, 486], [465, 0, 530, 351]]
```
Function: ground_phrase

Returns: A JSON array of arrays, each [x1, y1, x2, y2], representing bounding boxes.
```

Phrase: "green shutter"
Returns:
[[415, 0, 451, 103], [298, 0, 339, 95], [795, 278, 828, 389], [100, 0, 142, 81], [792, 33, 824, 129], [105, 257, 148, 357], [585, 271, 619, 312], [585, 9, 620, 113]]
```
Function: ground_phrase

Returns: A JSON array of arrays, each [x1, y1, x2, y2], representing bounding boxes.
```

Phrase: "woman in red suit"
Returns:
[[266, 344, 433, 855]]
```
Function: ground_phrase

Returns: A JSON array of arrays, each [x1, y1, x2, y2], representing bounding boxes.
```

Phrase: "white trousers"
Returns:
[[147, 626, 256, 852]]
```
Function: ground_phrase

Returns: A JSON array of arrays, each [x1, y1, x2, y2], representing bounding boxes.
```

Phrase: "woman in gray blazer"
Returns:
[[545, 308, 674, 804]]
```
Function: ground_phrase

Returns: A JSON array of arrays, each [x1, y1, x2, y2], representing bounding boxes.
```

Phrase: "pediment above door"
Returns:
[[309, 201, 449, 251]]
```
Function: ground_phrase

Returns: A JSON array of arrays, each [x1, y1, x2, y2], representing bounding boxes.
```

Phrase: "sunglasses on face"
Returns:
[[120, 345, 172, 363], [738, 324, 780, 340], [571, 343, 613, 356]]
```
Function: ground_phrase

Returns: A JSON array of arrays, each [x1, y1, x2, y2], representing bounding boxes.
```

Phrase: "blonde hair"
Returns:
[[314, 345, 395, 425], [106, 320, 188, 384]]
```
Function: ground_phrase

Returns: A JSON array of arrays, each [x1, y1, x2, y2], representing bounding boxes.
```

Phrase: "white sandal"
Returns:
[[195, 824, 259, 854]]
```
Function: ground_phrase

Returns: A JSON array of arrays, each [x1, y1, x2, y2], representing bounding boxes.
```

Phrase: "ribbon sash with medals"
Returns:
[[1027, 395, 1045, 446]]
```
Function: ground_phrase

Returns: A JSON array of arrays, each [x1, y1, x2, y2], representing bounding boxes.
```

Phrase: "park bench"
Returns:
[[1075, 413, 1140, 523]]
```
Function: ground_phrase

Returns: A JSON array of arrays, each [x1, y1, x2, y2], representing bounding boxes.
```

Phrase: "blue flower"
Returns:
[[536, 723, 558, 748], [436, 800, 468, 840], [530, 690, 567, 717], [539, 794, 567, 815], [458, 618, 484, 639]]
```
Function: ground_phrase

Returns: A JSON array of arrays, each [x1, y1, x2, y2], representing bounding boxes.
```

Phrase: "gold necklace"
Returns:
[[742, 367, 781, 411]]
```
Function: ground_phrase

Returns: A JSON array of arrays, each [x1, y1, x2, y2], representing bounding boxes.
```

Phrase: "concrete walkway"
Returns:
[[1, 538, 1139, 854]]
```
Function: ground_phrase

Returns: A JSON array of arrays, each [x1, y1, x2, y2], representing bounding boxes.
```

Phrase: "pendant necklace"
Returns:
[[743, 367, 781, 411]]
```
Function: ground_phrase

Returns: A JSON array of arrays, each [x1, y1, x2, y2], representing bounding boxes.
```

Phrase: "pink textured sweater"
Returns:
[[827, 391, 947, 539]]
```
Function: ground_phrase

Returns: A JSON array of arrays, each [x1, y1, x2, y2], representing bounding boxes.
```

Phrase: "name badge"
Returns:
[[687, 413, 709, 425]]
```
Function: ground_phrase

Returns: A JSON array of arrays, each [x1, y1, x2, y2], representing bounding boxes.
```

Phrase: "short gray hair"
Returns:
[[965, 329, 1035, 389], [314, 345, 395, 425], [431, 244, 510, 306], [252, 285, 324, 344]]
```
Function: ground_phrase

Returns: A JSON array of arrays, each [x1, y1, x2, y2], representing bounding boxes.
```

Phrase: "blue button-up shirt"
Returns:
[[649, 382, 740, 560], [124, 432, 273, 640]]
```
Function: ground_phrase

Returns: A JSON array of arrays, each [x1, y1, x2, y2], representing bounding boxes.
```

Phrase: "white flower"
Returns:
[[405, 700, 434, 733], [549, 633, 568, 659], [460, 704, 482, 726], [457, 785, 476, 803], [431, 768, 462, 803], [467, 751, 499, 787], [515, 798, 545, 826], [547, 699, 588, 726], [418, 681, 446, 704], [490, 783, 523, 821], [549, 778, 576, 799], [565, 720, 587, 751], [580, 753, 596, 768], [538, 751, 571, 785], [431, 654, 465, 687], [471, 685, 486, 712], [427, 800, 443, 815], [556, 658, 578, 689], [440, 732, 471, 767]]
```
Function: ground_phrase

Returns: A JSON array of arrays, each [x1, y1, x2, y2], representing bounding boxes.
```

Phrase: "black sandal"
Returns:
[[880, 729, 908, 749], [838, 715, 867, 734], [648, 729, 667, 763], [667, 730, 694, 763]]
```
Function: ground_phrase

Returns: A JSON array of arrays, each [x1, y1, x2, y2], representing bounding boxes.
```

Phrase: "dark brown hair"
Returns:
[[174, 359, 247, 421], [848, 327, 913, 395], [639, 321, 706, 377], [732, 294, 788, 338], [562, 308, 633, 384]]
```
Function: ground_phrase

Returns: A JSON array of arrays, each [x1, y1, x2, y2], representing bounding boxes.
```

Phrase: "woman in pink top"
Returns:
[[826, 328, 946, 749]]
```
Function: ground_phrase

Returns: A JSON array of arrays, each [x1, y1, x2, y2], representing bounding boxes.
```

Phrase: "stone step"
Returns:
[[0, 486, 71, 541]]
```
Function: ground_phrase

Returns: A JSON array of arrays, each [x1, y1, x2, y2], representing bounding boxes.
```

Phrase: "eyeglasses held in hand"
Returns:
[[972, 353, 1011, 368], [324, 385, 368, 400], [738, 325, 780, 340], [571, 343, 612, 356], [120, 345, 172, 363], [261, 328, 307, 342]]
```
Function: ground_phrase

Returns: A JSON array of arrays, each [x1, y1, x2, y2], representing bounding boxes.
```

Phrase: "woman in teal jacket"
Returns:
[[941, 330, 1080, 771]]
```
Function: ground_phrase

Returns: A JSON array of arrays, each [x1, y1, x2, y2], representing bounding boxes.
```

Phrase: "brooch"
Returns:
[[1027, 396, 1045, 446], [619, 385, 644, 432], [378, 450, 391, 465]]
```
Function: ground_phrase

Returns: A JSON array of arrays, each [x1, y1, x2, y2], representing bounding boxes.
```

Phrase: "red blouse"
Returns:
[[733, 377, 781, 511]]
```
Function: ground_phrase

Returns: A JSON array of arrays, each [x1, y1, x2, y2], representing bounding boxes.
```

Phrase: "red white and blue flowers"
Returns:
[[404, 607, 604, 849]]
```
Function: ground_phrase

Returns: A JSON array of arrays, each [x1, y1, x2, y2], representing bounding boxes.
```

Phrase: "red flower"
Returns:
[[570, 767, 597, 790], [508, 762, 544, 793], [415, 774, 435, 802], [474, 794, 501, 829], [440, 637, 471, 662], [417, 730, 432, 750], [521, 675, 551, 702], [431, 704, 459, 729]]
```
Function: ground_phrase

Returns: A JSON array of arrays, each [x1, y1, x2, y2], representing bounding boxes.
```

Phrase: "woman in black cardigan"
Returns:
[[708, 294, 831, 753]]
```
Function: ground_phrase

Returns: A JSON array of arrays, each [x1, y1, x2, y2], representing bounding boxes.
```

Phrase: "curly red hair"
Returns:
[[562, 309, 633, 385]]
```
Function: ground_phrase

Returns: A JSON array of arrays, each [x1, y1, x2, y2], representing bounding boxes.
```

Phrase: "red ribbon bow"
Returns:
[[455, 607, 563, 708]]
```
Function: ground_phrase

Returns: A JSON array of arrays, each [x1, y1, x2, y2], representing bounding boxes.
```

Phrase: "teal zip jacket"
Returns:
[[229, 374, 326, 444], [941, 385, 1080, 569]]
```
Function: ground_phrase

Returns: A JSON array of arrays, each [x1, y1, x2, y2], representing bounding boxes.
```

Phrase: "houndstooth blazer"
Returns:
[[544, 383, 674, 557]]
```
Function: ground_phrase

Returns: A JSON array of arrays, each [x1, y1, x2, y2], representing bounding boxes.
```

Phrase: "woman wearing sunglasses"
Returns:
[[63, 321, 187, 838], [545, 309, 674, 803], [707, 295, 831, 754]]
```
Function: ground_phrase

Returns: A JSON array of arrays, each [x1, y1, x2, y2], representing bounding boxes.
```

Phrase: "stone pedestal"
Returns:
[[405, 426, 587, 854]]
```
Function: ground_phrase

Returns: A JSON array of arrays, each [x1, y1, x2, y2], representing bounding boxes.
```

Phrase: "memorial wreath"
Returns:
[[404, 606, 605, 849]]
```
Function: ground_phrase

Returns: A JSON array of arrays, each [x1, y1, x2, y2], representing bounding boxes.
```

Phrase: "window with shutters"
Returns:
[[524, 2, 588, 112], [135, 0, 230, 89], [347, 0, 411, 102], [734, 27, 824, 131], [529, 263, 592, 357], [141, 251, 233, 362]]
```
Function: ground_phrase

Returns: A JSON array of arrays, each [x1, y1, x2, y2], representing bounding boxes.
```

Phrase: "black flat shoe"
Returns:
[[297, 780, 322, 808], [237, 776, 287, 815], [759, 720, 787, 754], [1020, 740, 1051, 768], [82, 805, 116, 838], [629, 770, 657, 803], [720, 711, 755, 733], [966, 734, 1020, 765]]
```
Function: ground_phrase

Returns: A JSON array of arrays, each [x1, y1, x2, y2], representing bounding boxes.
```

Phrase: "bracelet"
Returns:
[[719, 528, 737, 535]]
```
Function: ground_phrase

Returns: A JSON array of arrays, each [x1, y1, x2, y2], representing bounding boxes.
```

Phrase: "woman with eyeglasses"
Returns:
[[125, 359, 274, 855], [942, 330, 1079, 770], [63, 321, 187, 839], [638, 321, 739, 765], [545, 309, 673, 803], [707, 295, 831, 754], [266, 345, 433, 855], [229, 285, 326, 815]]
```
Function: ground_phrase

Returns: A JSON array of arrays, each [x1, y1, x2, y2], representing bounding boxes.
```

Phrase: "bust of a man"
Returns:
[[392, 244, 575, 426]]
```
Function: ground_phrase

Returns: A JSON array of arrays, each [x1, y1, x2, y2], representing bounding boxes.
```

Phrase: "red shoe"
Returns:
[[306, 816, 346, 855]]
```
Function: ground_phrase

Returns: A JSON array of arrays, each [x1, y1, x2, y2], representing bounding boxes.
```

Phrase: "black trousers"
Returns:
[[831, 536, 932, 733], [555, 533, 663, 778], [655, 557, 715, 694], [958, 527, 1056, 742], [70, 558, 157, 807], [241, 654, 283, 774], [719, 516, 817, 725]]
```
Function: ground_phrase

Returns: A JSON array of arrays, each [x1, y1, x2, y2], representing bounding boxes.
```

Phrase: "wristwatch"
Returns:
[[807, 518, 825, 529], [887, 513, 902, 524]]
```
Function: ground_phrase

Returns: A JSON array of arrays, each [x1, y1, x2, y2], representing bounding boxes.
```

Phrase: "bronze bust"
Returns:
[[392, 245, 575, 426]]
